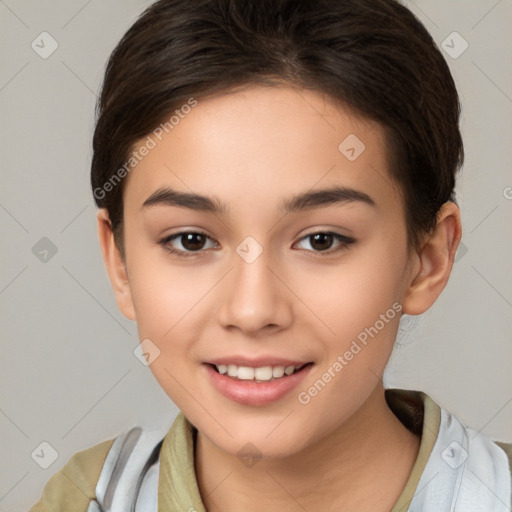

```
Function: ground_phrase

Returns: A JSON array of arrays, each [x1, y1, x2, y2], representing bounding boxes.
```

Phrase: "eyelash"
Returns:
[[158, 230, 356, 258]]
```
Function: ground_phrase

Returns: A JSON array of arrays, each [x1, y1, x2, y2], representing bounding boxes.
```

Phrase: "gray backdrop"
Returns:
[[1, 1, 511, 510]]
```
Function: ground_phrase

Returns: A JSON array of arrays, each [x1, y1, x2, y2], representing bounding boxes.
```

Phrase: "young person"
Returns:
[[30, 0, 511, 510]]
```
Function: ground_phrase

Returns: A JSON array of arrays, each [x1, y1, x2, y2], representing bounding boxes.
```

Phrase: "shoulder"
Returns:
[[424, 399, 512, 509], [29, 436, 115, 512], [496, 441, 512, 475], [388, 389, 512, 511], [29, 423, 168, 512]]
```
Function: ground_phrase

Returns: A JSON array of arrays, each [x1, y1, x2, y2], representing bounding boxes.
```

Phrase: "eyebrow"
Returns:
[[141, 185, 376, 214]]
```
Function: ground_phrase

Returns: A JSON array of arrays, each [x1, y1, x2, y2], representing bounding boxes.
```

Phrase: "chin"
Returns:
[[200, 413, 316, 460]]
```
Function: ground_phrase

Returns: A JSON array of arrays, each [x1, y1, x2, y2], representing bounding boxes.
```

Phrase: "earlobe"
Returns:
[[96, 209, 137, 321], [402, 201, 462, 315]]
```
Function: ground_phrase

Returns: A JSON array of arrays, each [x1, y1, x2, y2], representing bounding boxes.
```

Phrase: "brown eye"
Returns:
[[180, 232, 207, 251], [295, 231, 355, 254], [309, 233, 335, 251], [159, 230, 218, 257]]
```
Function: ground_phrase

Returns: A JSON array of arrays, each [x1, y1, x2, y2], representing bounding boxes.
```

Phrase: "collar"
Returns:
[[156, 389, 511, 511]]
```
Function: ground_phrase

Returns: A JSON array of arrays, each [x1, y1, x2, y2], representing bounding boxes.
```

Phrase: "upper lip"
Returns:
[[205, 356, 312, 367]]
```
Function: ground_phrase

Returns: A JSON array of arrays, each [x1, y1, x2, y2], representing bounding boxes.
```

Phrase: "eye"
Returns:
[[158, 230, 355, 258], [295, 231, 355, 254], [158, 231, 218, 257]]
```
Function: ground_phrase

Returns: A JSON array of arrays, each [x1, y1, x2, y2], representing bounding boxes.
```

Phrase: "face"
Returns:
[[116, 85, 416, 458]]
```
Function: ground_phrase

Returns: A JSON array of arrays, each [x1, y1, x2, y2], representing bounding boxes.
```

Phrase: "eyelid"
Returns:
[[293, 231, 355, 255], [158, 229, 356, 258], [158, 230, 218, 258]]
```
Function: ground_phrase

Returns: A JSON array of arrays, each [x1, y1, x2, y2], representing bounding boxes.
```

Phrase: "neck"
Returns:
[[195, 383, 420, 512]]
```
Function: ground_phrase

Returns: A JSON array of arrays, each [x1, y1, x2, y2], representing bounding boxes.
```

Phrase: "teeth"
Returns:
[[215, 363, 304, 381], [272, 366, 285, 378], [284, 366, 295, 375], [237, 367, 255, 380]]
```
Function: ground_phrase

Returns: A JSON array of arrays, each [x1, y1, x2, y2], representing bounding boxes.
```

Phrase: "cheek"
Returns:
[[304, 249, 404, 337], [125, 246, 218, 376], [125, 239, 198, 336], [129, 275, 178, 338], [123, 226, 215, 375], [296, 241, 406, 395]]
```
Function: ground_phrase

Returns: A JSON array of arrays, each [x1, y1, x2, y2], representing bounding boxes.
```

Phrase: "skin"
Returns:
[[97, 84, 462, 511]]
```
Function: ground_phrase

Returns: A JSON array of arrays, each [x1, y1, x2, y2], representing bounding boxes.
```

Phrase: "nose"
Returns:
[[216, 241, 293, 336]]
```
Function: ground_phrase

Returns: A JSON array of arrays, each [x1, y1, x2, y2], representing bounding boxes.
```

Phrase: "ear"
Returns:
[[96, 209, 136, 321], [402, 201, 462, 315]]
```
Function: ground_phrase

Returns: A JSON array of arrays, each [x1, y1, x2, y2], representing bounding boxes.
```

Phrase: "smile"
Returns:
[[213, 363, 308, 381], [204, 361, 314, 406]]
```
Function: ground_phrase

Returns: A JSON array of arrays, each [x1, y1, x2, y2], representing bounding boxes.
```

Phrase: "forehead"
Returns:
[[123, 85, 402, 220]]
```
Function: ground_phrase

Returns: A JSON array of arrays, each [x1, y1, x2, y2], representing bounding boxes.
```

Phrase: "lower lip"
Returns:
[[203, 363, 313, 406]]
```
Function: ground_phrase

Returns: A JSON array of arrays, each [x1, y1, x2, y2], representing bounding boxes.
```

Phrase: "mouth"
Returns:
[[203, 360, 314, 406], [208, 362, 313, 382]]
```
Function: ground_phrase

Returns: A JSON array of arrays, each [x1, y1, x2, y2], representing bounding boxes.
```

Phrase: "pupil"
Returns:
[[311, 233, 333, 251], [182, 233, 205, 251]]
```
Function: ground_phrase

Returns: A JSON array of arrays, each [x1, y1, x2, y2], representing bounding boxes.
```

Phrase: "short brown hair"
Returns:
[[91, 0, 463, 254]]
